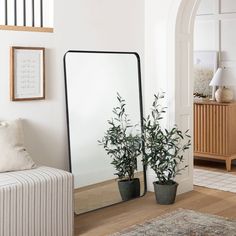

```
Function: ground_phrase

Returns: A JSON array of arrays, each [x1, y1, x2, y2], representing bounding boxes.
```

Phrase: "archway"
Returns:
[[167, 0, 201, 193], [144, 0, 201, 193]]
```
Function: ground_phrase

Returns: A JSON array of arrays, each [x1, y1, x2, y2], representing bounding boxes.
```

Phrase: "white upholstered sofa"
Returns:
[[0, 166, 73, 236]]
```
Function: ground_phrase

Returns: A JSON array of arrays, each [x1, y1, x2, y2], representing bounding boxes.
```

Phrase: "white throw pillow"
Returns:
[[0, 119, 36, 172]]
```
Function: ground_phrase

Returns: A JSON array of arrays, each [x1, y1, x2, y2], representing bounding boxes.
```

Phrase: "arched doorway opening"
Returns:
[[144, 0, 201, 193], [167, 0, 201, 193]]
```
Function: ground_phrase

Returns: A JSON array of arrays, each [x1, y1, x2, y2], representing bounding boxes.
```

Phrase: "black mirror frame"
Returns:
[[63, 50, 147, 213]]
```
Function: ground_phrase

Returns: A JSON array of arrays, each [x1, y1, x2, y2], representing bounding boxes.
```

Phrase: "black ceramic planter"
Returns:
[[118, 178, 140, 201], [153, 181, 178, 205]]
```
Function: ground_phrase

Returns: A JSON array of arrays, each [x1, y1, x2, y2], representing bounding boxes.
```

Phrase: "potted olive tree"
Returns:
[[99, 94, 142, 201], [143, 93, 191, 205]]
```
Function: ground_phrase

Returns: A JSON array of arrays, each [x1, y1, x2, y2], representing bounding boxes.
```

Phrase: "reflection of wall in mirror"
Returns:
[[65, 53, 143, 189]]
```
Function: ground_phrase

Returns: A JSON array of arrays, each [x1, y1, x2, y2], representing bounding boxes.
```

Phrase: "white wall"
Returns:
[[194, 0, 236, 96], [145, 0, 182, 191], [0, 0, 144, 170], [145, 0, 173, 105]]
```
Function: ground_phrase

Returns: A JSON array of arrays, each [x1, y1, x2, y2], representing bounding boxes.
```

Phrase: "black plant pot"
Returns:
[[153, 181, 178, 205], [118, 178, 140, 201]]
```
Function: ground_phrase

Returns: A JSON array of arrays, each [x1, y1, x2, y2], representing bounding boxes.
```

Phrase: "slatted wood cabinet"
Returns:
[[194, 101, 236, 171]]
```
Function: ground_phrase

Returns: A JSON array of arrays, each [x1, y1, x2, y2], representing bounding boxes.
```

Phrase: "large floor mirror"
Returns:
[[64, 50, 146, 214]]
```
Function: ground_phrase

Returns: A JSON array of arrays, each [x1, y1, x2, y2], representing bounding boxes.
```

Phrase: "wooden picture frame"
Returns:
[[10, 46, 45, 101]]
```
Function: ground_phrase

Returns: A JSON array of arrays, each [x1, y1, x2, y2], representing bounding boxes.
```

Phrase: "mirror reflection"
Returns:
[[64, 51, 146, 214]]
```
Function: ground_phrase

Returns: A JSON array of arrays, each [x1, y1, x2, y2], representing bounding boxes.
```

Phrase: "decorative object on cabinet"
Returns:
[[193, 92, 208, 99], [194, 101, 236, 171], [209, 67, 235, 103], [193, 51, 218, 99], [10, 46, 45, 101]]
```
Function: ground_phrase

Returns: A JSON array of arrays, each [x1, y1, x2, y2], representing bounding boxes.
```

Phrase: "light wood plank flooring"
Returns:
[[75, 186, 236, 236], [75, 161, 236, 236], [75, 172, 144, 214]]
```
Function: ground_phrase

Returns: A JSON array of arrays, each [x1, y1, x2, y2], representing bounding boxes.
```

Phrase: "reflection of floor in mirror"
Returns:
[[74, 172, 144, 214]]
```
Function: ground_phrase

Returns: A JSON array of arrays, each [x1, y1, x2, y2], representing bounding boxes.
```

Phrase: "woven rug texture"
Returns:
[[111, 209, 236, 236], [194, 168, 236, 193]]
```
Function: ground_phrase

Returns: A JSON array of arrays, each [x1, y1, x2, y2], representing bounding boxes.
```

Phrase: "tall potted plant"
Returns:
[[99, 93, 142, 201], [143, 93, 191, 205]]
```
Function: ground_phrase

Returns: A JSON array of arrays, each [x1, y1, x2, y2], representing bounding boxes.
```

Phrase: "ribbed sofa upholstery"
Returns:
[[0, 166, 73, 236]]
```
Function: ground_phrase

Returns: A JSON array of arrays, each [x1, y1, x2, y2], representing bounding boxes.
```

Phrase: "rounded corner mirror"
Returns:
[[64, 50, 146, 214]]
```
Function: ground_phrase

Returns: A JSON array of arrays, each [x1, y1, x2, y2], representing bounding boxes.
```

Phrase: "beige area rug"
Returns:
[[194, 168, 236, 193], [111, 209, 236, 236]]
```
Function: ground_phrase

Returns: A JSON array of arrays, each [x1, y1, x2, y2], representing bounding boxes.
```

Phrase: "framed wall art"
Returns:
[[10, 46, 45, 101], [193, 51, 218, 99]]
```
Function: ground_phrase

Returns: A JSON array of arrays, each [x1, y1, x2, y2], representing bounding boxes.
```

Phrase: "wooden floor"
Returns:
[[194, 159, 236, 173], [75, 172, 144, 214], [75, 161, 236, 236]]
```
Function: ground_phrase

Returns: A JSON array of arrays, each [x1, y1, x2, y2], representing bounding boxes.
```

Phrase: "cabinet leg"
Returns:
[[226, 159, 232, 172]]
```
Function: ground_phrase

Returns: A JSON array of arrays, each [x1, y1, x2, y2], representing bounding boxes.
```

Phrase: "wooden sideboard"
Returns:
[[194, 100, 236, 171]]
